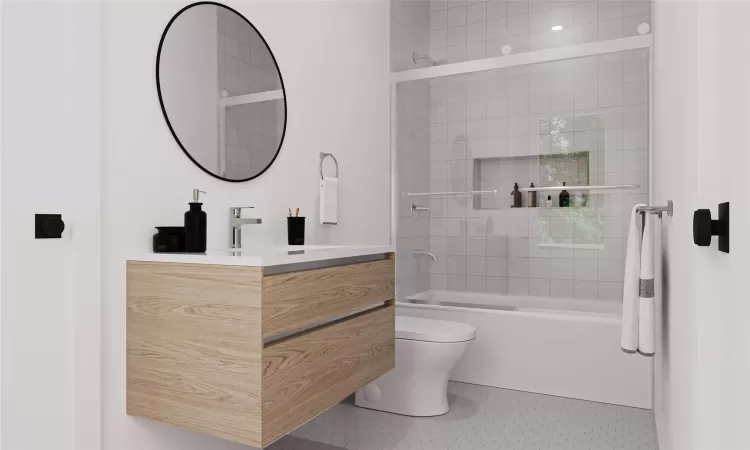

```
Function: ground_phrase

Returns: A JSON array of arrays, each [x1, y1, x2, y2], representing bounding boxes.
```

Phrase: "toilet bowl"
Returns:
[[355, 315, 475, 417]]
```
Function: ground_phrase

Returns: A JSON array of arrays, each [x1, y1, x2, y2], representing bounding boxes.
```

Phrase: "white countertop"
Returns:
[[129, 245, 395, 268]]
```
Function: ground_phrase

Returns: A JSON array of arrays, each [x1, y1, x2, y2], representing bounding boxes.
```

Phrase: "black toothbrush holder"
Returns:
[[287, 217, 305, 245]]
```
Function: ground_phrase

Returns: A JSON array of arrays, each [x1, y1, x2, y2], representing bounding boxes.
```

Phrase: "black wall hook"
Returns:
[[35, 214, 65, 239], [693, 202, 729, 253]]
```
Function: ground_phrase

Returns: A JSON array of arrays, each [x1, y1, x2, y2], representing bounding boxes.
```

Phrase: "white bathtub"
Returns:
[[400, 290, 653, 409]]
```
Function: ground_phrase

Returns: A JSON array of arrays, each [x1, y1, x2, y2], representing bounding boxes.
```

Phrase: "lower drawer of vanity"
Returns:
[[261, 305, 395, 446]]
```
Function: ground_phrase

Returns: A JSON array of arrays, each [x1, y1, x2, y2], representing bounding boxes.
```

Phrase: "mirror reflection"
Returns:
[[157, 3, 287, 181]]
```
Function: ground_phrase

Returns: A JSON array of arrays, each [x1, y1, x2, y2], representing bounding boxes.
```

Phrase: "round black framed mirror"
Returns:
[[156, 1, 287, 182]]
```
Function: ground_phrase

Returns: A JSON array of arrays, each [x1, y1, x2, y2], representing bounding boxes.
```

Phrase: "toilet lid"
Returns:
[[396, 316, 476, 343]]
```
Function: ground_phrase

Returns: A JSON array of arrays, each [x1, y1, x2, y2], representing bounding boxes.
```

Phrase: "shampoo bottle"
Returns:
[[511, 183, 523, 208], [185, 189, 207, 253], [559, 182, 570, 207], [528, 182, 537, 207]]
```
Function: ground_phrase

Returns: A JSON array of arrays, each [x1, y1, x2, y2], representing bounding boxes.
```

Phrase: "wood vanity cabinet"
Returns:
[[126, 254, 395, 448]]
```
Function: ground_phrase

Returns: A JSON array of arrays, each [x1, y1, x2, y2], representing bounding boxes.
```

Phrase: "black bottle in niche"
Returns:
[[511, 182, 523, 208], [185, 189, 207, 253], [559, 182, 570, 208]]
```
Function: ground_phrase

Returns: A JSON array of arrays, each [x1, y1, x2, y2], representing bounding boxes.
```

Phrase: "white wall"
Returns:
[[101, 1, 389, 449], [158, 4, 218, 173], [653, 1, 750, 449], [1, 2, 101, 450]]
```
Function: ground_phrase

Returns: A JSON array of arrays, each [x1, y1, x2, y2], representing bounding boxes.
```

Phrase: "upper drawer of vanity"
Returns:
[[261, 257, 395, 339]]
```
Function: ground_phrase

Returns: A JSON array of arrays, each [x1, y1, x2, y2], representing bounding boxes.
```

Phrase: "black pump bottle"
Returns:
[[185, 189, 207, 253], [559, 182, 570, 207]]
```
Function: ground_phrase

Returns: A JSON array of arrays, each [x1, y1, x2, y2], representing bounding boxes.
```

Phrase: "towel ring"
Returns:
[[320, 152, 339, 180]]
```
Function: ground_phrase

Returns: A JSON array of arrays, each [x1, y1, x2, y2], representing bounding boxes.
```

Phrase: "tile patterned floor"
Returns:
[[269, 382, 659, 450]]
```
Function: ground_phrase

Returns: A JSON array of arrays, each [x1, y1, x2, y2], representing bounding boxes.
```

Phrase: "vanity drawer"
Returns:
[[261, 305, 394, 446], [261, 257, 395, 339]]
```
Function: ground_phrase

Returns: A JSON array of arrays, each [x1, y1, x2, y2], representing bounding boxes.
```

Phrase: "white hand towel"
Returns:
[[320, 177, 338, 225], [638, 213, 655, 357], [621, 203, 646, 353]]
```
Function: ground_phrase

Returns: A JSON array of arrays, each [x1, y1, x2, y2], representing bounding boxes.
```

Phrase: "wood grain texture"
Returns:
[[126, 262, 264, 447], [261, 305, 395, 446], [262, 257, 395, 339]]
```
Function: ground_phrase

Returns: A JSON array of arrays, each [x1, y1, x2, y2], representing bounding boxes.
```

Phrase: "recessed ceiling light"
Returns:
[[551, 25, 563, 31]]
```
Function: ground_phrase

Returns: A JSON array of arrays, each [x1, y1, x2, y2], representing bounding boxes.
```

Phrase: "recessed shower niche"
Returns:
[[473, 151, 591, 210]]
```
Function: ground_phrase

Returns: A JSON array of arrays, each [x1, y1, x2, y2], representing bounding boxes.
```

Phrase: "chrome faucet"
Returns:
[[413, 250, 438, 261], [230, 207, 262, 249]]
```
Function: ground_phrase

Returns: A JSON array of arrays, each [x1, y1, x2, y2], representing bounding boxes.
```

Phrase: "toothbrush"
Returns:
[[288, 208, 292, 217], [295, 208, 299, 217]]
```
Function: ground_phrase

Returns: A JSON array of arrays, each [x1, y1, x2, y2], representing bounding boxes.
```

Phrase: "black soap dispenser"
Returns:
[[185, 189, 207, 253], [559, 182, 570, 207], [511, 183, 523, 208]]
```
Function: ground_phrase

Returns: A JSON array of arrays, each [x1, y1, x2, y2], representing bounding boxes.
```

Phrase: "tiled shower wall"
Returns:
[[217, 8, 285, 179], [393, 0, 431, 300], [419, 48, 649, 300], [426, 0, 651, 66]]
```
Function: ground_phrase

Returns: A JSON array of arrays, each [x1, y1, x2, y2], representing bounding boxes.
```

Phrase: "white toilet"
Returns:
[[355, 315, 475, 417]]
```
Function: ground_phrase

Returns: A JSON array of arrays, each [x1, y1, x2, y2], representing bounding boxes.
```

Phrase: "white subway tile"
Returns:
[[468, 99, 488, 120], [431, 9, 449, 29], [487, 276, 508, 293], [529, 278, 551, 296], [622, 126, 647, 149], [508, 257, 530, 277], [448, 5, 468, 26], [623, 81, 647, 106], [598, 0, 623, 21], [487, 0, 509, 20], [575, 1, 598, 24], [509, 237, 530, 257], [467, 275, 488, 292], [447, 236, 467, 255], [507, 0, 529, 16], [447, 79, 468, 103], [447, 44, 468, 63], [431, 0, 449, 13], [448, 121, 468, 142], [448, 25, 468, 46], [467, 41, 488, 60], [431, 28, 449, 49], [487, 236, 508, 256], [447, 101, 468, 123], [598, 281, 624, 301], [447, 217, 469, 236], [623, 14, 649, 37], [466, 119, 487, 140], [507, 13, 530, 36], [598, 259, 624, 282], [529, 257, 552, 279], [467, 237, 488, 255], [508, 277, 530, 295], [551, 279, 574, 297], [574, 280, 598, 299], [551, 258, 574, 279], [430, 274, 448, 290], [622, 149, 648, 172], [468, 2, 488, 22], [447, 255, 468, 274], [486, 256, 507, 276], [467, 256, 488, 275], [447, 274, 468, 291], [431, 123, 448, 143], [598, 18, 623, 40]]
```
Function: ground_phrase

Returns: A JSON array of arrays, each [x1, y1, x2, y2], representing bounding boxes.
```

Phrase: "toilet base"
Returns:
[[355, 338, 470, 417]]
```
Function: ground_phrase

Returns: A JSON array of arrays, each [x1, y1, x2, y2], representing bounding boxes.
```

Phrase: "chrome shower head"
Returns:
[[412, 52, 443, 67]]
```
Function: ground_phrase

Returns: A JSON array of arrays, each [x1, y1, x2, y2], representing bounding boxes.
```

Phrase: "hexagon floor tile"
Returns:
[[268, 382, 658, 450]]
